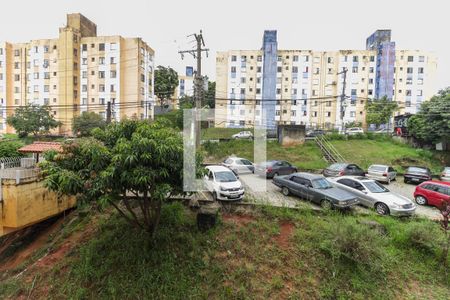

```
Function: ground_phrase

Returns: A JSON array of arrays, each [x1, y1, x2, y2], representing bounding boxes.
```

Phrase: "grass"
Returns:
[[203, 139, 327, 170], [201, 127, 254, 140], [202, 137, 446, 174], [1, 204, 449, 299], [330, 138, 445, 174]]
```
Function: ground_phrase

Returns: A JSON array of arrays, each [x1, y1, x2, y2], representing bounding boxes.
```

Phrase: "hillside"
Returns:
[[0, 204, 449, 299]]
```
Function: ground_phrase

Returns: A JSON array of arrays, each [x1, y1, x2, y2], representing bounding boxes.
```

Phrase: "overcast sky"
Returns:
[[1, 0, 448, 90]]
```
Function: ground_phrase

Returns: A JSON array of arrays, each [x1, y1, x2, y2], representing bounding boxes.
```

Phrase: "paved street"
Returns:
[[239, 173, 442, 220]]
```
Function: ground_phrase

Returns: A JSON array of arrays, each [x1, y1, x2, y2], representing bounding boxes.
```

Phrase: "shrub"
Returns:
[[321, 220, 386, 273], [0, 140, 25, 158]]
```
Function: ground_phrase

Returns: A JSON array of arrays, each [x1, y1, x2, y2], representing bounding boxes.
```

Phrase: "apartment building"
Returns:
[[0, 13, 155, 135], [215, 30, 437, 129]]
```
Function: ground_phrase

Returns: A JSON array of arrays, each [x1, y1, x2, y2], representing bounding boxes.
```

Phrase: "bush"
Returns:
[[399, 222, 443, 253], [0, 140, 25, 158], [321, 220, 386, 273]]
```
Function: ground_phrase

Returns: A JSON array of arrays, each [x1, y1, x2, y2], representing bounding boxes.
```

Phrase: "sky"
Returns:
[[1, 0, 448, 91]]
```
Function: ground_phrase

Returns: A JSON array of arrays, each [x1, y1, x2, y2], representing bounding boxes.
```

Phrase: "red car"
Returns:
[[413, 181, 450, 207]]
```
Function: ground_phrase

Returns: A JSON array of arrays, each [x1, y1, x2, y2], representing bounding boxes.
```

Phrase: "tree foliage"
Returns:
[[41, 120, 203, 237], [0, 140, 25, 158], [6, 104, 61, 137], [408, 88, 450, 143], [365, 96, 398, 128], [204, 81, 216, 108], [72, 111, 106, 137], [154, 66, 179, 107]]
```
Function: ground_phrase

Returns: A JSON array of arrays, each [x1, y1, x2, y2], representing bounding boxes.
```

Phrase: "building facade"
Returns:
[[0, 13, 155, 135], [215, 30, 437, 129]]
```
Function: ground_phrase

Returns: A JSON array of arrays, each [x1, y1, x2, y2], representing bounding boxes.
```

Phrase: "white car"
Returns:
[[329, 176, 416, 216], [346, 127, 364, 135], [222, 157, 254, 174], [204, 165, 245, 201], [367, 164, 397, 184], [440, 167, 450, 182], [232, 131, 253, 139]]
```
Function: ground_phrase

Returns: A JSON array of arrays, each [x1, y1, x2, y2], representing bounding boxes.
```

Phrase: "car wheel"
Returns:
[[212, 192, 218, 201], [273, 172, 279, 178], [375, 202, 390, 215], [320, 199, 332, 210], [415, 195, 427, 206], [404, 178, 409, 184], [281, 187, 290, 196]]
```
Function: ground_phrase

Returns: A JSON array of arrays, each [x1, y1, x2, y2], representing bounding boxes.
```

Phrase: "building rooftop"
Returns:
[[18, 142, 62, 153]]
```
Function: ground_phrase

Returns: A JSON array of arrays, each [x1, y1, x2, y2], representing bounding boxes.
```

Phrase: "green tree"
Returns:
[[365, 96, 398, 128], [6, 104, 61, 137], [72, 111, 106, 137], [154, 66, 179, 107], [408, 87, 450, 143], [41, 120, 203, 237], [204, 81, 216, 108], [0, 140, 25, 158]]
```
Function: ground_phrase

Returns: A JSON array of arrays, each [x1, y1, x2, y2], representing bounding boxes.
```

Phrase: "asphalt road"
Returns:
[[239, 173, 442, 220]]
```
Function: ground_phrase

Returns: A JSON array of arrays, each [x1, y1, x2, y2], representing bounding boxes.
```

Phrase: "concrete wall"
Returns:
[[0, 178, 76, 237]]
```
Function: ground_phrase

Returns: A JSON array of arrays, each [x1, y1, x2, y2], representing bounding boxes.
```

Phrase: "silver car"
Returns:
[[367, 164, 397, 184], [329, 176, 416, 216], [222, 157, 254, 174], [440, 167, 450, 182]]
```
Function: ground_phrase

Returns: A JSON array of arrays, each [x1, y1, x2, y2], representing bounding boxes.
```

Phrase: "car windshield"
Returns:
[[214, 171, 237, 182], [369, 165, 386, 172], [362, 181, 389, 193], [408, 167, 428, 173], [312, 178, 333, 189]]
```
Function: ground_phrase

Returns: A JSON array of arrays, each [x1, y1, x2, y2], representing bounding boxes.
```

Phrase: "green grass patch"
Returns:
[[201, 127, 254, 140]]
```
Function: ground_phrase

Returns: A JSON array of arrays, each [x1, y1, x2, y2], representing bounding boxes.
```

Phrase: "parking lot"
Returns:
[[239, 173, 442, 220]]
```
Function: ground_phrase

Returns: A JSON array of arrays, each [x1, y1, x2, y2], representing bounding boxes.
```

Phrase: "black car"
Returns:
[[323, 163, 366, 177], [255, 160, 298, 178], [404, 166, 432, 184], [273, 172, 359, 209], [306, 129, 325, 137]]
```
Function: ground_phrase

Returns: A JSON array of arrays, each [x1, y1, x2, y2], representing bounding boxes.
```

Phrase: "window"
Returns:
[[14, 49, 20, 56], [369, 78, 374, 84], [327, 57, 333, 64], [353, 56, 358, 62], [110, 71, 117, 78], [82, 85, 87, 92], [418, 78, 424, 85], [110, 43, 117, 50], [82, 44, 87, 51], [99, 71, 105, 79], [276, 88, 281, 95], [407, 67, 413, 74], [352, 67, 358, 73], [34, 72, 39, 79], [369, 67, 374, 73], [99, 43, 105, 51], [33, 85, 38, 92], [14, 74, 20, 81], [141, 74, 145, 82], [418, 56, 425, 62], [82, 71, 87, 78], [231, 66, 236, 73], [240, 77, 246, 84], [417, 90, 423, 96], [326, 112, 331, 117], [14, 87, 20, 93], [110, 57, 116, 64], [277, 66, 282, 73], [99, 84, 105, 92], [99, 57, 105, 65], [257, 55, 262, 62], [257, 66, 262, 73], [110, 85, 115, 92], [291, 110, 296, 116], [303, 55, 309, 62], [370, 56, 375, 62], [276, 110, 280, 116], [407, 56, 414, 62], [293, 55, 299, 62], [313, 111, 317, 117], [91, 57, 95, 62], [231, 55, 237, 62], [368, 89, 373, 96], [53, 85, 57, 90], [418, 67, 424, 74], [256, 88, 261, 94], [44, 85, 49, 92], [406, 90, 412, 96], [82, 58, 87, 65], [44, 72, 50, 79]]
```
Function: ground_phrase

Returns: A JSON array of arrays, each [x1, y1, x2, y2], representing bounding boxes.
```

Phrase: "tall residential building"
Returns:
[[215, 30, 437, 129], [0, 13, 155, 135]]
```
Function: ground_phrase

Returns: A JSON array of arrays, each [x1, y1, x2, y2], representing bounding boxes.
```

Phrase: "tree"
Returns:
[[408, 88, 450, 144], [72, 111, 106, 137], [154, 66, 179, 108], [6, 104, 61, 137], [0, 140, 25, 158], [204, 81, 216, 108], [365, 96, 398, 128], [41, 119, 203, 237]]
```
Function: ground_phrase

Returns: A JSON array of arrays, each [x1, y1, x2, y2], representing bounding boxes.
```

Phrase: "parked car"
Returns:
[[329, 176, 416, 216], [203, 165, 245, 201], [323, 163, 366, 177], [232, 131, 253, 139], [273, 172, 359, 209], [366, 164, 397, 184], [414, 181, 450, 207], [403, 166, 432, 184], [306, 129, 325, 137], [374, 128, 393, 135], [440, 167, 450, 182], [255, 160, 298, 178], [346, 127, 364, 135], [222, 157, 254, 174]]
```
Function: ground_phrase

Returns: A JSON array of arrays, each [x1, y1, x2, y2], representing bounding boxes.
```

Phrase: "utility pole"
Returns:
[[106, 101, 111, 124], [337, 67, 348, 133], [178, 31, 209, 148]]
